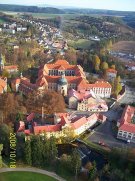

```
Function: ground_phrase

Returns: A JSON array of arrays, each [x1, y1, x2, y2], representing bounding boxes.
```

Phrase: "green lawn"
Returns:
[[0, 172, 58, 181], [30, 13, 79, 19], [68, 39, 93, 49], [0, 18, 5, 23]]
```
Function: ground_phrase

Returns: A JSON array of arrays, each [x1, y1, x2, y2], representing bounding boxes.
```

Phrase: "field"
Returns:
[[0, 172, 58, 181], [111, 41, 135, 53], [0, 17, 5, 23], [68, 39, 93, 49]]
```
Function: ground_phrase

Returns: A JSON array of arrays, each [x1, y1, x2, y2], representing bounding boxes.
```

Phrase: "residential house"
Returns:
[[0, 77, 7, 94], [16, 112, 107, 138], [68, 89, 108, 112], [117, 105, 135, 143], [106, 68, 117, 81]]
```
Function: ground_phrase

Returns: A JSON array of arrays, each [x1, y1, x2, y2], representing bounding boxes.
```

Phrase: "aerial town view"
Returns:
[[0, 0, 135, 181]]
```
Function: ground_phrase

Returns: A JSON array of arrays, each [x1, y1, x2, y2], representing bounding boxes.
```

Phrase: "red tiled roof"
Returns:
[[4, 65, 18, 70], [55, 59, 69, 65], [68, 89, 94, 101], [34, 124, 61, 134], [0, 78, 7, 93], [119, 105, 135, 133], [106, 68, 117, 74], [79, 81, 112, 89], [27, 113, 35, 122], [24, 130, 31, 135], [44, 75, 85, 85], [71, 116, 88, 129]]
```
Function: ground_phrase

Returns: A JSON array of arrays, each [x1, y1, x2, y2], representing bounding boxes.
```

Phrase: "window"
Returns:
[[118, 131, 122, 135], [123, 132, 127, 137], [128, 133, 132, 139]]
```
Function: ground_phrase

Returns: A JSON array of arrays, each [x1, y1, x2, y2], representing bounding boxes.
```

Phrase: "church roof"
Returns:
[[58, 74, 68, 85]]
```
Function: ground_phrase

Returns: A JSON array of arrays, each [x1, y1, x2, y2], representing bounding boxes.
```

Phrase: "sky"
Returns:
[[0, 0, 135, 11]]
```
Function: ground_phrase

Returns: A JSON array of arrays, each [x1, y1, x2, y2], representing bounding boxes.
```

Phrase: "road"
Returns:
[[0, 168, 66, 181], [87, 85, 135, 149], [87, 119, 135, 149], [119, 85, 135, 104]]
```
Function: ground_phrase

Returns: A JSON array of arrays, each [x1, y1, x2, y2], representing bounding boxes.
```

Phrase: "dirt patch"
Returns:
[[112, 41, 135, 53]]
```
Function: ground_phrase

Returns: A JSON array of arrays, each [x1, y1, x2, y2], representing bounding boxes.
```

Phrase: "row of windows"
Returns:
[[49, 70, 75, 75], [92, 88, 111, 91], [118, 131, 135, 139]]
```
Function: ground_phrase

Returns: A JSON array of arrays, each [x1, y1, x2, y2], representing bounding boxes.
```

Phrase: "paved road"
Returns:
[[120, 86, 135, 104], [87, 120, 135, 149], [69, 84, 135, 149], [0, 168, 66, 181]]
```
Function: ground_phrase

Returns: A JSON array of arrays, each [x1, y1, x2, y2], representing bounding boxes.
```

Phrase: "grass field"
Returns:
[[0, 172, 58, 181], [29, 13, 80, 19], [68, 39, 93, 49], [111, 41, 135, 53], [0, 11, 79, 19], [0, 18, 5, 23]]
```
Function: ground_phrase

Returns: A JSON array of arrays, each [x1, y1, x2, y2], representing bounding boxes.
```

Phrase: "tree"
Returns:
[[24, 140, 32, 165], [62, 126, 76, 143], [0, 124, 10, 155], [107, 40, 113, 50], [112, 76, 122, 96], [49, 136, 58, 163], [2, 70, 10, 78], [93, 55, 101, 72], [31, 135, 43, 167], [1, 54, 6, 64], [111, 65, 116, 69], [70, 149, 81, 180], [89, 161, 97, 181], [0, 144, 3, 168], [101, 62, 109, 71], [42, 138, 50, 166], [26, 90, 65, 114], [7, 84, 12, 93], [64, 48, 77, 65]]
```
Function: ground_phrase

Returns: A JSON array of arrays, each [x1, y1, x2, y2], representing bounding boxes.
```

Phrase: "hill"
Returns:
[[0, 4, 65, 14]]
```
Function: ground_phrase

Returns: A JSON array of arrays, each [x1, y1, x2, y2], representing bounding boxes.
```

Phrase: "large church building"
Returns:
[[12, 59, 112, 98]]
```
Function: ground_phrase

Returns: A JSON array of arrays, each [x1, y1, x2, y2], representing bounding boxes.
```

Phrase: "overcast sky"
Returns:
[[1, 0, 135, 11]]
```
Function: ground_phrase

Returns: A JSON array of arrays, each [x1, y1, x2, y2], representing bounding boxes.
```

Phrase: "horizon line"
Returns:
[[0, 3, 135, 12]]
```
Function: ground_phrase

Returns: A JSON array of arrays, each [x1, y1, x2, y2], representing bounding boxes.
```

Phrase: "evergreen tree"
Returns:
[[89, 161, 97, 181], [42, 139, 50, 166], [49, 136, 58, 162], [7, 84, 12, 93], [71, 149, 81, 180], [24, 140, 32, 165], [0, 124, 10, 155], [0, 144, 3, 168], [31, 135, 43, 167]]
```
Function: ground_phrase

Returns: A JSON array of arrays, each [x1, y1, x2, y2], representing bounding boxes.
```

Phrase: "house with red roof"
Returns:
[[11, 59, 112, 97], [68, 89, 108, 112], [117, 105, 135, 143], [106, 68, 117, 81], [77, 80, 112, 98], [0, 54, 18, 73], [36, 59, 112, 97], [16, 111, 106, 138], [4, 65, 18, 73], [0, 77, 7, 94], [11, 77, 38, 95]]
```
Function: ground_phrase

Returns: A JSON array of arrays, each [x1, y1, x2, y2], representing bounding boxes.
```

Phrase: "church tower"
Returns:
[[57, 72, 68, 96]]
